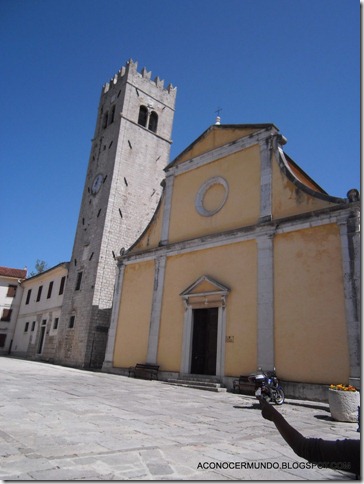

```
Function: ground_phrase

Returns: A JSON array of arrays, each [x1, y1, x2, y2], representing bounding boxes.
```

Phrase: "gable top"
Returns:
[[0, 266, 27, 279], [167, 123, 277, 170], [180, 275, 230, 297]]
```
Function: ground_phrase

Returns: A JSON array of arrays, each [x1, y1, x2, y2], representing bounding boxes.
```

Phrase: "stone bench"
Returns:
[[129, 363, 159, 380]]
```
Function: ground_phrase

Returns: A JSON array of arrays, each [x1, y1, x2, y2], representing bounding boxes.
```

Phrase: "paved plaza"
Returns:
[[0, 357, 359, 480]]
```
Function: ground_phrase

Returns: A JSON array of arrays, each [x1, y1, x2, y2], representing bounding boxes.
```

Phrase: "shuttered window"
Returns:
[[36, 286, 43, 302], [59, 276, 66, 295], [1, 309, 12, 322], [47, 281, 54, 299], [7, 285, 17, 298]]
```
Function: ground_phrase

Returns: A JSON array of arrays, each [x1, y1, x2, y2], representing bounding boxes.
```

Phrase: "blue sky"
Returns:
[[0, 0, 360, 274]]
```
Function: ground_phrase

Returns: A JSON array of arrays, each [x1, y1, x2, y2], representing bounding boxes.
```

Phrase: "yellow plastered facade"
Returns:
[[113, 260, 154, 367], [156, 242, 257, 375], [168, 145, 260, 243], [274, 224, 349, 383]]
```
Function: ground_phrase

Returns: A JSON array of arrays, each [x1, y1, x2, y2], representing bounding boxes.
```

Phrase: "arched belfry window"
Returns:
[[148, 111, 158, 133], [138, 105, 159, 133], [138, 105, 148, 127]]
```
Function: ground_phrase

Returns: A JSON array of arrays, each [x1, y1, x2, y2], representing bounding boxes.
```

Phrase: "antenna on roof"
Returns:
[[215, 107, 222, 125]]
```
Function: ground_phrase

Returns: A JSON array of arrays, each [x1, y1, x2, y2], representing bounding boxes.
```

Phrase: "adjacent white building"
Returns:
[[0, 266, 27, 354], [12, 263, 69, 360]]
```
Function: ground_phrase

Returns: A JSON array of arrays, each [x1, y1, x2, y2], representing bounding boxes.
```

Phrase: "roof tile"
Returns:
[[0, 266, 27, 279]]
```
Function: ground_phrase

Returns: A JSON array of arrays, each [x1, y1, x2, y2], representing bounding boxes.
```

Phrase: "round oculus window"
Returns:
[[195, 176, 229, 217]]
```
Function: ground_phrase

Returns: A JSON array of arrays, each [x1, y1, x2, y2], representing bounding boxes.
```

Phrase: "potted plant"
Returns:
[[328, 384, 360, 423]]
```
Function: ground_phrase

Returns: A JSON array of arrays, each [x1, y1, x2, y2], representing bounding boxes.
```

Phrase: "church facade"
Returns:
[[102, 124, 360, 399]]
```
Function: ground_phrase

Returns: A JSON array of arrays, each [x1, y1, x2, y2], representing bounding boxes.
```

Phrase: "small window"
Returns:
[[26, 289, 32, 305], [36, 286, 43, 302], [69, 315, 75, 328], [53, 317, 59, 330], [31, 321, 36, 331], [7, 285, 17, 298], [47, 281, 54, 299], [102, 112, 108, 129], [148, 111, 158, 133], [1, 309, 12, 322], [75, 272, 83, 291], [138, 106, 148, 127], [59, 276, 66, 295], [0, 334, 6, 348], [24, 322, 29, 332], [109, 105, 115, 124]]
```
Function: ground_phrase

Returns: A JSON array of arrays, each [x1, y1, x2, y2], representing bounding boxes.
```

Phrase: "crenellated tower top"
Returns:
[[102, 58, 177, 97]]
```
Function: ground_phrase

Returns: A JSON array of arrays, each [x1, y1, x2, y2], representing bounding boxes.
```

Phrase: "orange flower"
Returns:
[[330, 383, 358, 392]]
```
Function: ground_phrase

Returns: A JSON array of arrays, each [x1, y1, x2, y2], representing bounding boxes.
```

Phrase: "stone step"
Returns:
[[167, 378, 220, 387], [165, 378, 227, 393], [166, 382, 227, 392], [178, 374, 221, 383]]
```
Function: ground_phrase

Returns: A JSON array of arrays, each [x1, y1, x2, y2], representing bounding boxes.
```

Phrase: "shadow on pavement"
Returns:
[[233, 403, 261, 410]]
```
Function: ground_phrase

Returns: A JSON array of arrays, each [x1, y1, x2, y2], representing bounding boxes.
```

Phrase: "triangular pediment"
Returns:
[[167, 124, 276, 169], [180, 275, 230, 297]]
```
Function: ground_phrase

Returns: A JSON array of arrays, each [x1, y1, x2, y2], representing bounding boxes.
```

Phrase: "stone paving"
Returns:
[[0, 357, 359, 480]]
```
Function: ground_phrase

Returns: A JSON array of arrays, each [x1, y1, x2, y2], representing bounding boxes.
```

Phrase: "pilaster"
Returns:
[[216, 305, 227, 378], [257, 233, 275, 370], [180, 305, 193, 374], [146, 255, 167, 363], [102, 262, 125, 370], [160, 173, 174, 245], [338, 211, 361, 386], [259, 137, 273, 222]]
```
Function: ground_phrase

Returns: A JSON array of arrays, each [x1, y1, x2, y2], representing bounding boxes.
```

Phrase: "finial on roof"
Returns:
[[215, 107, 222, 125]]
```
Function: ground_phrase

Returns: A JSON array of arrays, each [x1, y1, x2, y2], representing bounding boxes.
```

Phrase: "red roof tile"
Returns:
[[0, 266, 27, 279]]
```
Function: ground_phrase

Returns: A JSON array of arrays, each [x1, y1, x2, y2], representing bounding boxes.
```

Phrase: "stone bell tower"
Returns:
[[55, 59, 176, 368]]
